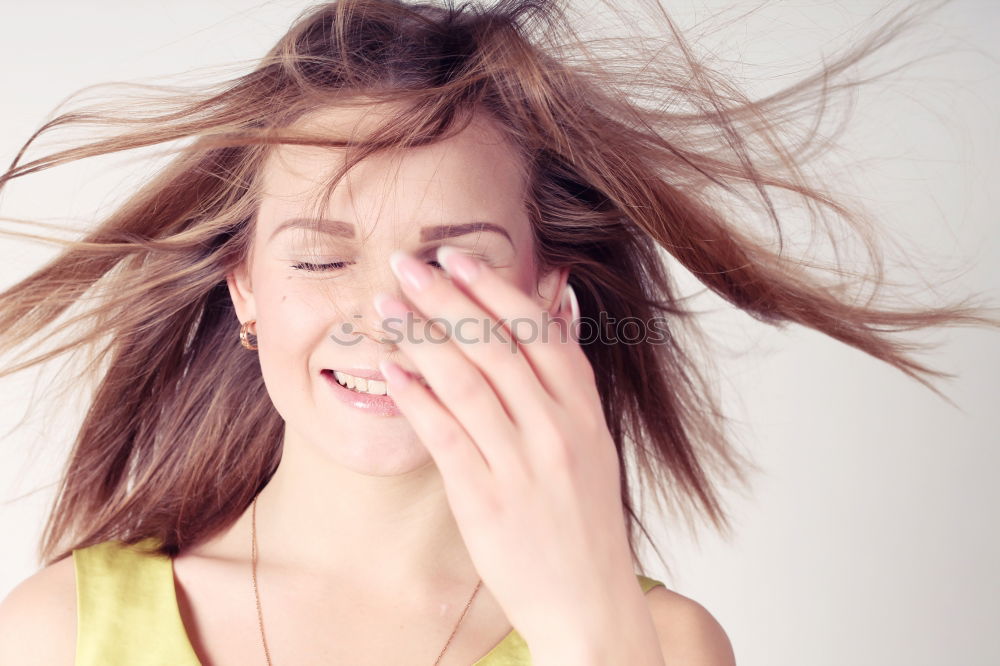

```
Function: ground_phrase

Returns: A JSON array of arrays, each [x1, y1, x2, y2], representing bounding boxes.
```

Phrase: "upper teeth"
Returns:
[[334, 371, 388, 395], [332, 370, 430, 396]]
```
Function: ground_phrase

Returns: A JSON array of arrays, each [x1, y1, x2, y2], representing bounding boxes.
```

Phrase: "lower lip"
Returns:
[[321, 370, 402, 417]]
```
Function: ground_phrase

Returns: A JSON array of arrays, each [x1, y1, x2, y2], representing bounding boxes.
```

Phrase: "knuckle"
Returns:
[[438, 425, 466, 450], [548, 442, 577, 472], [477, 488, 504, 519], [537, 425, 576, 470]]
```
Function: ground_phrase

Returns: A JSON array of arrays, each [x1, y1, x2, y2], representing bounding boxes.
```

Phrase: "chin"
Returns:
[[309, 425, 436, 477]]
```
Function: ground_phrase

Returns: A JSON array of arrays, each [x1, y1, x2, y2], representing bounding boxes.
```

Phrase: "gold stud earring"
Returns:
[[239, 319, 258, 350]]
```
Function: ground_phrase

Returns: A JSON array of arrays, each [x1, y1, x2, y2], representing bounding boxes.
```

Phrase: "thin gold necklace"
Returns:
[[251, 494, 483, 665]]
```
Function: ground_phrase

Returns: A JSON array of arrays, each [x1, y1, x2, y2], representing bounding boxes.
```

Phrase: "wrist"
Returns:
[[521, 568, 663, 666]]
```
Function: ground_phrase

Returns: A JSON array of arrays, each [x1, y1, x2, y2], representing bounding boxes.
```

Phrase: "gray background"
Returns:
[[1, 1, 997, 664]]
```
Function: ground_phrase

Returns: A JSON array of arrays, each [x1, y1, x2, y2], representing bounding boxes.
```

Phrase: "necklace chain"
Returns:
[[251, 494, 482, 666]]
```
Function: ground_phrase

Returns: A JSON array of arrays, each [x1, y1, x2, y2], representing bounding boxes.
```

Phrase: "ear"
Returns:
[[535, 264, 571, 317], [226, 258, 256, 324]]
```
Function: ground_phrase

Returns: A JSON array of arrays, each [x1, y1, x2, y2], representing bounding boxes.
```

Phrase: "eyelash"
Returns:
[[291, 259, 446, 272]]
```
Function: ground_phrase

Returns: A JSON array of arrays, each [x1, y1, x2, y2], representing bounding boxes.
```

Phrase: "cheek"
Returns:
[[255, 278, 339, 358], [253, 283, 337, 419]]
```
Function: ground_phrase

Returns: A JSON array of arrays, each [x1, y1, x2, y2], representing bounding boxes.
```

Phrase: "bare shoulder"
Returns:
[[645, 584, 736, 666], [0, 554, 77, 665]]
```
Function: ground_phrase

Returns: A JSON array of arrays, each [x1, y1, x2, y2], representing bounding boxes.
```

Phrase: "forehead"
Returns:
[[257, 104, 530, 240]]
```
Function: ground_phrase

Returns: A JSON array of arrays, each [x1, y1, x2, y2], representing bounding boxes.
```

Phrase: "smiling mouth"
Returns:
[[321, 368, 431, 394]]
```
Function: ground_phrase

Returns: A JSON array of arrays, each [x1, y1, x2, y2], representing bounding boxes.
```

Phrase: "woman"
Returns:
[[0, 0, 994, 664]]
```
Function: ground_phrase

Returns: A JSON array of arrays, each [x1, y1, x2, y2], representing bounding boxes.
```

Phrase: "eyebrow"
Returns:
[[268, 218, 514, 247]]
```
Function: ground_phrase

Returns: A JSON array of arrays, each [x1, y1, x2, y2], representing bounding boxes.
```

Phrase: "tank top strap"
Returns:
[[637, 573, 666, 594], [73, 536, 201, 665]]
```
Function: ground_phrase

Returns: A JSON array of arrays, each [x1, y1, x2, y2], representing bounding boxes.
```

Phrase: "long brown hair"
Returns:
[[2, 0, 996, 570]]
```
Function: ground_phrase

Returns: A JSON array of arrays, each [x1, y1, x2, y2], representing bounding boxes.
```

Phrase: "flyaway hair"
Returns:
[[0, 0, 996, 573]]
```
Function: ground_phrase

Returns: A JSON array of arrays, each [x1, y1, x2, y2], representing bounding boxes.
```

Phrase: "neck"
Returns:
[[246, 424, 478, 601]]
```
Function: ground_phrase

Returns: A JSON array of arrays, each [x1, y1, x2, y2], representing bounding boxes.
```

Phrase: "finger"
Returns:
[[434, 245, 594, 409], [374, 292, 525, 478], [378, 357, 492, 504], [385, 248, 556, 428]]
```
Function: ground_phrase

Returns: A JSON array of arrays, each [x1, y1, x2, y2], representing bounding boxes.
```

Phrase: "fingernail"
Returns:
[[373, 292, 409, 319], [389, 250, 432, 291], [379, 359, 411, 393], [562, 283, 579, 325], [437, 245, 480, 284]]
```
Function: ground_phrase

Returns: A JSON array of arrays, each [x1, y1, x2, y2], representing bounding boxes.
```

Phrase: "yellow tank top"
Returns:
[[73, 537, 665, 665]]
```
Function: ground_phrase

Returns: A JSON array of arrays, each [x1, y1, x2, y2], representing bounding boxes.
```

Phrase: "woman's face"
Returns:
[[227, 105, 566, 475]]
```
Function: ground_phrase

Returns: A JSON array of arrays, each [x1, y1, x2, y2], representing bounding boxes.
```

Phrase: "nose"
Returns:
[[331, 258, 410, 353]]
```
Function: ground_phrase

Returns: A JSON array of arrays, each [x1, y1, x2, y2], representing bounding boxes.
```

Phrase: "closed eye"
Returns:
[[291, 260, 446, 272], [291, 260, 350, 271]]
